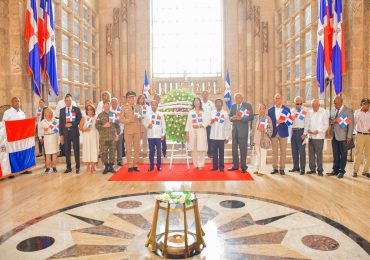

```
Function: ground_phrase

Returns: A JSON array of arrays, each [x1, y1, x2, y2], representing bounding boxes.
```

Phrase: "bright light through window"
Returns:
[[151, 0, 223, 78]]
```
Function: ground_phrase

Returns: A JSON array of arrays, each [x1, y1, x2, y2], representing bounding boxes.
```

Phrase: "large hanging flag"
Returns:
[[142, 70, 150, 99], [316, 0, 334, 93], [38, 0, 46, 77], [44, 0, 59, 96], [224, 70, 232, 110], [0, 119, 36, 178], [25, 0, 42, 97], [332, 0, 346, 94]]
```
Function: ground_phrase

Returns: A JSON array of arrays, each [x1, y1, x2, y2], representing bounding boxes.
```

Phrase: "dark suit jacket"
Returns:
[[268, 105, 290, 138], [59, 106, 82, 138], [229, 101, 254, 138]]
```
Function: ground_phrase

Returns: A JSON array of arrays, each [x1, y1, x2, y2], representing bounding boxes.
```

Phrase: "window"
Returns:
[[286, 23, 290, 39], [83, 47, 88, 63], [83, 27, 88, 42], [92, 52, 95, 66], [278, 10, 282, 25], [279, 68, 282, 82], [305, 56, 311, 77], [286, 65, 291, 81], [295, 84, 300, 97], [84, 87, 89, 101], [61, 35, 69, 55], [84, 67, 89, 83], [295, 38, 300, 56], [63, 84, 70, 96], [305, 82, 312, 101], [305, 31, 311, 52], [61, 10, 69, 31], [295, 61, 300, 80], [62, 60, 69, 79], [287, 86, 291, 101], [286, 44, 291, 61], [91, 14, 96, 28], [74, 86, 80, 104], [92, 71, 96, 84], [279, 30, 282, 44], [73, 0, 79, 14], [83, 5, 88, 21], [151, 0, 223, 77], [73, 41, 79, 60], [93, 89, 97, 103], [285, 4, 290, 19], [305, 6, 311, 27], [294, 16, 300, 35], [74, 64, 80, 82], [294, 0, 300, 12], [73, 19, 79, 36], [279, 52, 282, 64]]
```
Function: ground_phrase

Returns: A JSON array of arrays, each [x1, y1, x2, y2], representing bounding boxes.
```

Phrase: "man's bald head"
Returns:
[[311, 99, 320, 112], [11, 97, 20, 110], [334, 95, 343, 110]]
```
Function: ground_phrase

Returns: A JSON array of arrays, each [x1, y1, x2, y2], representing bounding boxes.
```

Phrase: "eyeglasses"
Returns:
[[296, 103, 302, 105]]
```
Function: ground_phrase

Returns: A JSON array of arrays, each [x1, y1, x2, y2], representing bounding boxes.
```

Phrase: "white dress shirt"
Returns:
[[291, 107, 309, 134], [55, 99, 77, 118], [2, 107, 26, 121], [143, 110, 166, 138], [210, 109, 231, 140], [274, 105, 282, 121], [307, 107, 329, 139], [354, 109, 370, 133]]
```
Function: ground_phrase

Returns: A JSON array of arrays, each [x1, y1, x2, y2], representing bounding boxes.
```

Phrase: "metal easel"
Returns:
[[169, 142, 190, 170]]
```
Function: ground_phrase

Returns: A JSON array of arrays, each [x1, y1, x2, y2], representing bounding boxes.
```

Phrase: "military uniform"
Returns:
[[119, 104, 142, 170], [96, 110, 120, 173]]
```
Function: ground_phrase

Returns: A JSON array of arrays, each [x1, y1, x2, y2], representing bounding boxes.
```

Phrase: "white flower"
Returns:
[[162, 193, 170, 202], [178, 195, 186, 204]]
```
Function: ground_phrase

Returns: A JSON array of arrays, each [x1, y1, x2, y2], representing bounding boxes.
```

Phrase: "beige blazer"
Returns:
[[251, 115, 273, 149]]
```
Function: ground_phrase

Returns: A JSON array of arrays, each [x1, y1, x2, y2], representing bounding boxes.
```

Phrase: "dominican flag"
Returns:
[[134, 109, 141, 119], [316, 0, 333, 93], [36, 107, 42, 118], [25, 0, 42, 97], [151, 115, 161, 125], [214, 112, 225, 124], [86, 117, 92, 128], [49, 120, 59, 133], [142, 105, 148, 116], [191, 113, 203, 124], [336, 114, 351, 128], [0, 119, 36, 178], [66, 112, 76, 122], [279, 109, 294, 126], [237, 107, 251, 119], [259, 117, 268, 129], [332, 0, 346, 94], [44, 0, 59, 96], [295, 109, 308, 120], [142, 70, 150, 99], [224, 71, 232, 110], [109, 112, 118, 124], [38, 0, 46, 77]]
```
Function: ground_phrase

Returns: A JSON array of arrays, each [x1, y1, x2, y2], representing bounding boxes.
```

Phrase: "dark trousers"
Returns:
[[332, 136, 348, 174], [212, 140, 225, 170], [148, 138, 162, 168], [122, 130, 126, 157], [37, 137, 43, 154], [206, 126, 212, 155], [64, 132, 80, 170], [162, 135, 167, 156], [291, 129, 306, 171], [232, 130, 248, 169], [309, 139, 324, 173]]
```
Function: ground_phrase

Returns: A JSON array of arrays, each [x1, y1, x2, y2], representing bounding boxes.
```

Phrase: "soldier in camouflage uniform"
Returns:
[[96, 100, 120, 174]]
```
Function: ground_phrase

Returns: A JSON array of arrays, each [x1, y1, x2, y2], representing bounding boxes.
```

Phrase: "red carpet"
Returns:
[[109, 163, 253, 182]]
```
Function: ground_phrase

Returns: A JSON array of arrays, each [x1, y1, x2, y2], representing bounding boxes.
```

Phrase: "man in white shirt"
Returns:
[[96, 91, 111, 115], [307, 99, 329, 176], [111, 97, 124, 166], [143, 100, 166, 172], [289, 96, 309, 175], [3, 97, 26, 121], [210, 99, 231, 172], [201, 91, 215, 158]]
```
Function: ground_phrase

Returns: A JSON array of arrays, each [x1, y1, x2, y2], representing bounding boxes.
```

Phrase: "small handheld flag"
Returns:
[[109, 112, 118, 124], [86, 117, 92, 128], [66, 112, 76, 122], [134, 109, 141, 119], [49, 120, 59, 133], [224, 71, 232, 110], [142, 105, 148, 116], [237, 107, 251, 119], [295, 109, 308, 120], [36, 107, 42, 118], [214, 112, 225, 124], [191, 112, 203, 124], [259, 117, 268, 129], [279, 109, 293, 126], [151, 114, 161, 125], [336, 114, 351, 128]]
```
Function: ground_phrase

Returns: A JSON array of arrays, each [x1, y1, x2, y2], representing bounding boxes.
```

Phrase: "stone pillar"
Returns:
[[113, 8, 120, 98], [245, 0, 253, 103], [106, 24, 113, 94], [237, 0, 246, 97], [120, 0, 129, 97], [262, 21, 269, 106], [253, 6, 261, 110], [128, 0, 136, 92]]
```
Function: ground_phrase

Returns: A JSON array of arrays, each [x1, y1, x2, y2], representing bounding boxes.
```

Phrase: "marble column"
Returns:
[[262, 21, 269, 106], [245, 0, 253, 103], [106, 24, 113, 95], [113, 8, 120, 99], [237, 0, 246, 97], [253, 6, 261, 110], [120, 0, 129, 97], [128, 0, 136, 92]]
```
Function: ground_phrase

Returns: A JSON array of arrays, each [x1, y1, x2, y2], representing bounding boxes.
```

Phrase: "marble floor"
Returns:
[[0, 161, 369, 260]]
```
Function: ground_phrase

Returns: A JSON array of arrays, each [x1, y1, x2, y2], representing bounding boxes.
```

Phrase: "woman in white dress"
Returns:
[[186, 97, 210, 170], [38, 108, 59, 173], [79, 104, 99, 173]]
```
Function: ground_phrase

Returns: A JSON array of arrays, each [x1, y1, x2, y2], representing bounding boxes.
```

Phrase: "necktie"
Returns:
[[67, 107, 70, 123], [335, 109, 339, 118], [131, 106, 134, 111]]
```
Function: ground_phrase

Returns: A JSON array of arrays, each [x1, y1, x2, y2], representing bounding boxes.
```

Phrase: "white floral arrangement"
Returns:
[[155, 191, 192, 205]]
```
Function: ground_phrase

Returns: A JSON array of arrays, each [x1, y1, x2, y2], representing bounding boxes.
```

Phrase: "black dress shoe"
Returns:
[[318, 172, 323, 176], [44, 168, 51, 173], [270, 169, 279, 174], [300, 171, 305, 175], [362, 172, 370, 178], [337, 172, 345, 179], [157, 167, 162, 171], [219, 169, 224, 172], [76, 169, 80, 174], [279, 170, 285, 175], [117, 162, 123, 167], [306, 171, 316, 174], [352, 172, 357, 177], [24, 171, 32, 174], [53, 168, 57, 173], [64, 169, 72, 174], [148, 167, 154, 172], [326, 172, 338, 176], [128, 168, 133, 173], [210, 168, 218, 171], [227, 167, 238, 171], [109, 165, 116, 173], [289, 168, 300, 172], [133, 167, 140, 172], [241, 168, 247, 173]]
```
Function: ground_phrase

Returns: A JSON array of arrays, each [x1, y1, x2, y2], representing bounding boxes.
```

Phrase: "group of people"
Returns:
[[2, 90, 369, 179]]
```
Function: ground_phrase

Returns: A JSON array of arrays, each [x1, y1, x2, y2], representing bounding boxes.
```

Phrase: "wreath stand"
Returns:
[[169, 142, 190, 170]]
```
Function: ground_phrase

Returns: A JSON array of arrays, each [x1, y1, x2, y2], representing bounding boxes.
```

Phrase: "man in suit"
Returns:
[[228, 93, 254, 173], [268, 93, 291, 175], [327, 96, 354, 178], [59, 94, 82, 174]]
